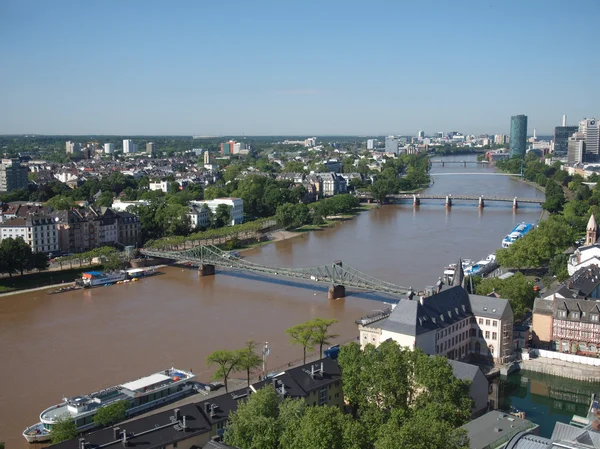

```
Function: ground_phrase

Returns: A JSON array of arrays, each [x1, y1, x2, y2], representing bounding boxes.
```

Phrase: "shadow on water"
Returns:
[[218, 270, 401, 304]]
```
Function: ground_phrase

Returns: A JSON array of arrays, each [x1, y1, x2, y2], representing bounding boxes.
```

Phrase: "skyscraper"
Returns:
[[567, 132, 586, 165], [578, 119, 600, 160], [123, 139, 137, 153], [553, 121, 578, 157], [104, 143, 114, 154], [0, 159, 28, 192], [65, 141, 81, 154], [146, 142, 156, 155], [385, 136, 399, 154], [509, 115, 527, 158], [417, 130, 425, 139]]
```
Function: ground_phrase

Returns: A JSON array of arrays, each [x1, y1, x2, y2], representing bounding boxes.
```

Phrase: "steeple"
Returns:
[[452, 257, 464, 288], [586, 214, 597, 246]]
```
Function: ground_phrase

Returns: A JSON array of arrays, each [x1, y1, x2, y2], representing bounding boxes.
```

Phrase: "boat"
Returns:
[[23, 367, 196, 443], [501, 223, 535, 248], [47, 285, 82, 295], [79, 271, 128, 288], [464, 254, 496, 276], [443, 259, 473, 283], [125, 267, 158, 279]]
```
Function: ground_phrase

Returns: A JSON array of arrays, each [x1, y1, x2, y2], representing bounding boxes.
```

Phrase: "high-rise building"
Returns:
[[553, 124, 578, 157], [123, 139, 137, 154], [509, 115, 527, 158], [494, 134, 508, 145], [567, 132, 586, 165], [417, 130, 425, 139], [385, 136, 399, 154], [0, 159, 28, 192], [104, 143, 115, 154], [220, 141, 235, 155], [146, 142, 156, 155], [203, 151, 211, 165], [578, 119, 600, 159], [65, 141, 81, 154]]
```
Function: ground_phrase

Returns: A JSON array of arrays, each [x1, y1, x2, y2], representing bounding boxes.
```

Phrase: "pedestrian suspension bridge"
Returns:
[[141, 245, 411, 299]]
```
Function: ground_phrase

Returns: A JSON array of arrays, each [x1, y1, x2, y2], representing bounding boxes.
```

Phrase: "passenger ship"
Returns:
[[23, 368, 195, 442], [501, 222, 535, 248]]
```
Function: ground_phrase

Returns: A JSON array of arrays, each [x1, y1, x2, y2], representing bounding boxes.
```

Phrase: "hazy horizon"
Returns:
[[1, 0, 598, 136]]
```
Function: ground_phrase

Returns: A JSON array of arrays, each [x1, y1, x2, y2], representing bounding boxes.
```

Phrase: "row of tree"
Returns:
[[223, 340, 472, 449], [0, 237, 49, 277]]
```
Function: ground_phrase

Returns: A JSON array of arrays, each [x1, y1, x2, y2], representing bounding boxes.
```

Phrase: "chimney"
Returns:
[[320, 361, 324, 373], [204, 403, 210, 414], [79, 438, 86, 449], [113, 427, 121, 441], [563, 114, 567, 126], [122, 431, 128, 447], [182, 416, 187, 431], [311, 365, 315, 378], [210, 404, 216, 417], [174, 408, 180, 420]]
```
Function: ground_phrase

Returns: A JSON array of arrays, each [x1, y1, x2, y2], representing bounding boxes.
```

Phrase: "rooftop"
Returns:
[[461, 410, 538, 449]]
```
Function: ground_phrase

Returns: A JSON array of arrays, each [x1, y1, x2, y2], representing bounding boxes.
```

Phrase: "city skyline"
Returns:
[[1, 0, 598, 135]]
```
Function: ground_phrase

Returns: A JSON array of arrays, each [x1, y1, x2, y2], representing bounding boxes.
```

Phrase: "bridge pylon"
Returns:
[[513, 197, 518, 209], [478, 196, 484, 209], [413, 194, 420, 207], [446, 195, 452, 208], [328, 285, 346, 300], [198, 264, 215, 277]]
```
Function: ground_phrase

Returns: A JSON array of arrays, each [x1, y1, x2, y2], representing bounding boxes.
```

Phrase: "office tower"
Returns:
[[509, 115, 527, 158], [417, 130, 425, 139], [123, 139, 138, 153], [385, 136, 399, 154], [104, 143, 115, 154], [366, 139, 375, 150], [65, 141, 81, 154], [553, 116, 578, 157], [578, 119, 600, 159], [146, 142, 156, 155], [220, 141, 235, 155], [494, 134, 507, 145], [567, 132, 586, 165], [0, 159, 28, 192], [203, 151, 211, 165]]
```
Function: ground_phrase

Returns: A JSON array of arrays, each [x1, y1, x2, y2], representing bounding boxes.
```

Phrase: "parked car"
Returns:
[[205, 381, 224, 391]]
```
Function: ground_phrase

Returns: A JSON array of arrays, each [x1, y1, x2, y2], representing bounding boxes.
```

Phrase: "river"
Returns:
[[0, 154, 546, 447]]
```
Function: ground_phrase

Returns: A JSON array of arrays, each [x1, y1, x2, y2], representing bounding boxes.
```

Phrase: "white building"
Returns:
[[149, 181, 172, 193], [104, 143, 115, 154], [568, 215, 600, 275], [0, 215, 59, 253], [568, 132, 586, 165], [359, 285, 514, 363], [123, 139, 138, 154], [385, 136, 399, 154], [366, 139, 377, 150], [190, 198, 243, 226], [111, 199, 150, 212], [187, 204, 211, 229], [579, 118, 600, 157]]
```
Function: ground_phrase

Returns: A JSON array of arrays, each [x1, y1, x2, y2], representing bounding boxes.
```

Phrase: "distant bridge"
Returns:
[[357, 193, 543, 208], [141, 245, 411, 299], [429, 172, 522, 176], [429, 160, 489, 166]]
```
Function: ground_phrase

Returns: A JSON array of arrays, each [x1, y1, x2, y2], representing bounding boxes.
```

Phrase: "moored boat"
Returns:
[[22, 368, 196, 443], [501, 222, 535, 248]]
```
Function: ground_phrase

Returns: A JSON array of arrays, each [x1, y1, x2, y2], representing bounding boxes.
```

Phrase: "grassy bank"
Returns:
[[0, 265, 101, 294]]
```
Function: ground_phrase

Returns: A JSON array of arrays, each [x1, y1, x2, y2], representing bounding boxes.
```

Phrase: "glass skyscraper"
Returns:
[[509, 115, 527, 158]]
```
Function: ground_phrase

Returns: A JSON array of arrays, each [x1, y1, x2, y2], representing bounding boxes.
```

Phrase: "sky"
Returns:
[[0, 0, 598, 136]]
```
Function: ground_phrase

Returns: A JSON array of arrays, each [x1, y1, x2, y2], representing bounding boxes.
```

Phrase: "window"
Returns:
[[478, 318, 483, 324], [493, 321, 497, 327], [592, 314, 599, 322], [319, 387, 327, 405], [479, 330, 483, 338], [492, 332, 497, 340], [485, 331, 490, 339], [572, 312, 579, 319], [485, 319, 490, 326]]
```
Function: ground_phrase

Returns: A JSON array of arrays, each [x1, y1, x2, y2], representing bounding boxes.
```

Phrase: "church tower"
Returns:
[[452, 257, 464, 288], [586, 214, 597, 246]]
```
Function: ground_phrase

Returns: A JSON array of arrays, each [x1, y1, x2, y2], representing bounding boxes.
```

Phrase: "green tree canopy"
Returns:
[[94, 400, 128, 427], [50, 415, 78, 444], [475, 272, 536, 320], [237, 341, 263, 386], [206, 349, 240, 392]]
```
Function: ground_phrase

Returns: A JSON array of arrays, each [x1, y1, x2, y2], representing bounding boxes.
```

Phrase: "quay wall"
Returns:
[[518, 349, 600, 382]]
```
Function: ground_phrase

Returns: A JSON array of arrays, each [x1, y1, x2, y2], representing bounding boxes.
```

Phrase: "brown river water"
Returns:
[[0, 155, 544, 447]]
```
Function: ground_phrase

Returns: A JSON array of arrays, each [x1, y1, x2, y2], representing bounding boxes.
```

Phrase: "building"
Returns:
[[187, 204, 211, 229], [447, 359, 489, 417], [509, 115, 527, 158], [579, 118, 600, 160], [366, 139, 376, 150], [149, 180, 172, 193], [146, 142, 156, 156], [123, 139, 137, 154], [0, 158, 28, 192], [0, 215, 59, 253], [461, 410, 539, 449], [494, 134, 508, 145], [417, 130, 425, 139], [219, 141, 246, 155], [385, 136, 399, 154], [359, 285, 514, 363], [554, 126, 578, 157], [111, 199, 150, 212], [203, 151, 211, 165], [116, 211, 141, 247], [65, 141, 81, 154], [313, 173, 346, 197], [567, 215, 600, 275], [568, 132, 587, 165], [103, 143, 115, 154], [190, 198, 243, 225]]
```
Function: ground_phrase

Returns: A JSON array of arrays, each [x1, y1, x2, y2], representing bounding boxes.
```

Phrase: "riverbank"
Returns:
[[0, 265, 101, 297]]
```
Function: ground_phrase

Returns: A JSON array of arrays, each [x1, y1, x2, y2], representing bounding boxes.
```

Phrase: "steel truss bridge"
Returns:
[[141, 245, 410, 297], [391, 194, 544, 204]]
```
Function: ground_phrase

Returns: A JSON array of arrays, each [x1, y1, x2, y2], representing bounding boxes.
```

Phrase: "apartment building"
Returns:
[[187, 204, 211, 229], [190, 198, 243, 225], [0, 158, 28, 192], [359, 285, 514, 363], [0, 215, 59, 253]]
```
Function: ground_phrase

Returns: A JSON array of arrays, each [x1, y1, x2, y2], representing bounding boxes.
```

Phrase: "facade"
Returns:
[[447, 359, 489, 417], [385, 136, 399, 154], [220, 141, 235, 155], [117, 211, 141, 247], [366, 139, 376, 150], [187, 204, 211, 229], [532, 264, 600, 354], [0, 215, 59, 253], [509, 115, 527, 158], [123, 139, 137, 154], [567, 215, 599, 275], [494, 134, 508, 145], [190, 198, 243, 225], [0, 158, 28, 192], [568, 132, 586, 165], [103, 143, 115, 154], [65, 141, 81, 154], [149, 180, 172, 193], [313, 173, 347, 197], [146, 142, 156, 155], [359, 286, 514, 363], [203, 151, 211, 165], [554, 126, 578, 157], [579, 118, 600, 159]]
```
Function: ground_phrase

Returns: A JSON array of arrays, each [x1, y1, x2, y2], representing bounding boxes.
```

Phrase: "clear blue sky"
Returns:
[[0, 0, 598, 136]]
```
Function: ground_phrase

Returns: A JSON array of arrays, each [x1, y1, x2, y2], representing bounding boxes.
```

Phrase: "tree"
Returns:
[[275, 203, 310, 229], [31, 251, 50, 272], [475, 273, 536, 320], [309, 318, 339, 358], [94, 400, 128, 427], [237, 341, 263, 386], [103, 252, 122, 271], [0, 237, 33, 276], [46, 195, 76, 211], [206, 349, 240, 392], [95, 191, 115, 207], [204, 185, 227, 200], [370, 179, 394, 203], [214, 204, 232, 228], [286, 322, 315, 364], [50, 415, 78, 444]]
